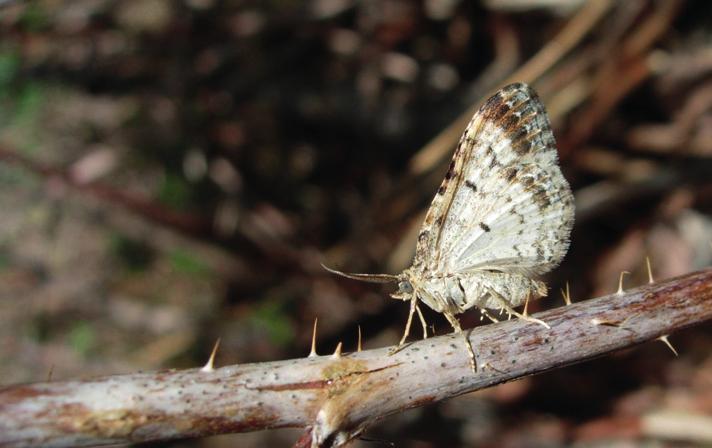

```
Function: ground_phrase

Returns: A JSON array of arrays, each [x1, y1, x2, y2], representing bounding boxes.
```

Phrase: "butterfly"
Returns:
[[325, 83, 575, 371]]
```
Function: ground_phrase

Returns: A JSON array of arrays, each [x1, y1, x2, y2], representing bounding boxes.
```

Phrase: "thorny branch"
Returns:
[[1, 269, 711, 447]]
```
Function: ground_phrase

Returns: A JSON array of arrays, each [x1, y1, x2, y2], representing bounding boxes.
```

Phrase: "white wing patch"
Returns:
[[416, 83, 574, 280]]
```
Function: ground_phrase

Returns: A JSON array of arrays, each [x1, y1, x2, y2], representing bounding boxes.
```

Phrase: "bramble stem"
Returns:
[[1, 269, 711, 448]]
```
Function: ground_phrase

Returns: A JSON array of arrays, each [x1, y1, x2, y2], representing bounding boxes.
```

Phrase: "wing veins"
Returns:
[[431, 93, 528, 265]]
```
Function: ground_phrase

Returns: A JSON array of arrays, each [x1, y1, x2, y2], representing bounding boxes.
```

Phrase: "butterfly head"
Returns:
[[389, 270, 417, 301]]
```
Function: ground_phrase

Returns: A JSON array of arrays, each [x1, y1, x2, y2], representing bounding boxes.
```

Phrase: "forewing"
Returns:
[[414, 83, 574, 276]]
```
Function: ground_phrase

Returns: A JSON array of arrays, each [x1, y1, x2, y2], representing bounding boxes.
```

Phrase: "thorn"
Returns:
[[657, 335, 678, 356], [590, 314, 637, 329], [357, 325, 362, 352], [591, 316, 627, 327], [560, 282, 572, 306], [591, 317, 616, 327], [523, 293, 531, 317], [646, 256, 654, 284], [617, 271, 630, 295], [481, 361, 505, 374], [201, 338, 221, 372], [309, 318, 318, 357], [331, 342, 343, 359], [521, 314, 550, 329]]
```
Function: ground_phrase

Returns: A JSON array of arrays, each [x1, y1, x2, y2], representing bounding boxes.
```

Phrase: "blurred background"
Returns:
[[1, 0, 712, 446]]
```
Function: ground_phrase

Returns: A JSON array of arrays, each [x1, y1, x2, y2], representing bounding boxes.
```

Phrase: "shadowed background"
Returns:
[[1, 0, 711, 446]]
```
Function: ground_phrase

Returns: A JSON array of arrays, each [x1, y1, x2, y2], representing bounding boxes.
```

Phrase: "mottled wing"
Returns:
[[414, 83, 574, 276]]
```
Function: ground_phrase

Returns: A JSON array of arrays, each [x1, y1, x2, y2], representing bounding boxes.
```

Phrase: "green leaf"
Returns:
[[169, 248, 209, 276], [67, 321, 95, 357], [250, 300, 294, 347]]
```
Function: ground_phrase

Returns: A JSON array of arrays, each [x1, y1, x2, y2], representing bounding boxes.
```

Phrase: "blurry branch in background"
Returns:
[[379, 0, 618, 271], [1, 269, 711, 448], [0, 145, 244, 277], [380, 0, 683, 272], [408, 0, 613, 176], [0, 146, 211, 237], [560, 0, 683, 153], [409, 0, 683, 177]]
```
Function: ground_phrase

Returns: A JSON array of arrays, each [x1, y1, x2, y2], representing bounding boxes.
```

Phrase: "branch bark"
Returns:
[[2, 269, 712, 448]]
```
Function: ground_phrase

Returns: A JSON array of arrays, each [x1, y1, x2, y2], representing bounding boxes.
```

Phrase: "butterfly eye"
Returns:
[[398, 281, 413, 294]]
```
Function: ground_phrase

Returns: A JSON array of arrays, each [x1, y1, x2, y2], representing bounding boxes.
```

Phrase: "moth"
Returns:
[[325, 83, 575, 371]]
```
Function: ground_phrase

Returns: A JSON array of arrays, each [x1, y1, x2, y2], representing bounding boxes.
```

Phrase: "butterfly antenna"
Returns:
[[321, 263, 399, 284]]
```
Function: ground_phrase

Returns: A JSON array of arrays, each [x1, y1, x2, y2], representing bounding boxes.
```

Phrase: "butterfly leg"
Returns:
[[488, 289, 550, 329], [415, 303, 428, 339], [479, 307, 500, 324], [389, 296, 418, 355], [443, 312, 477, 372]]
